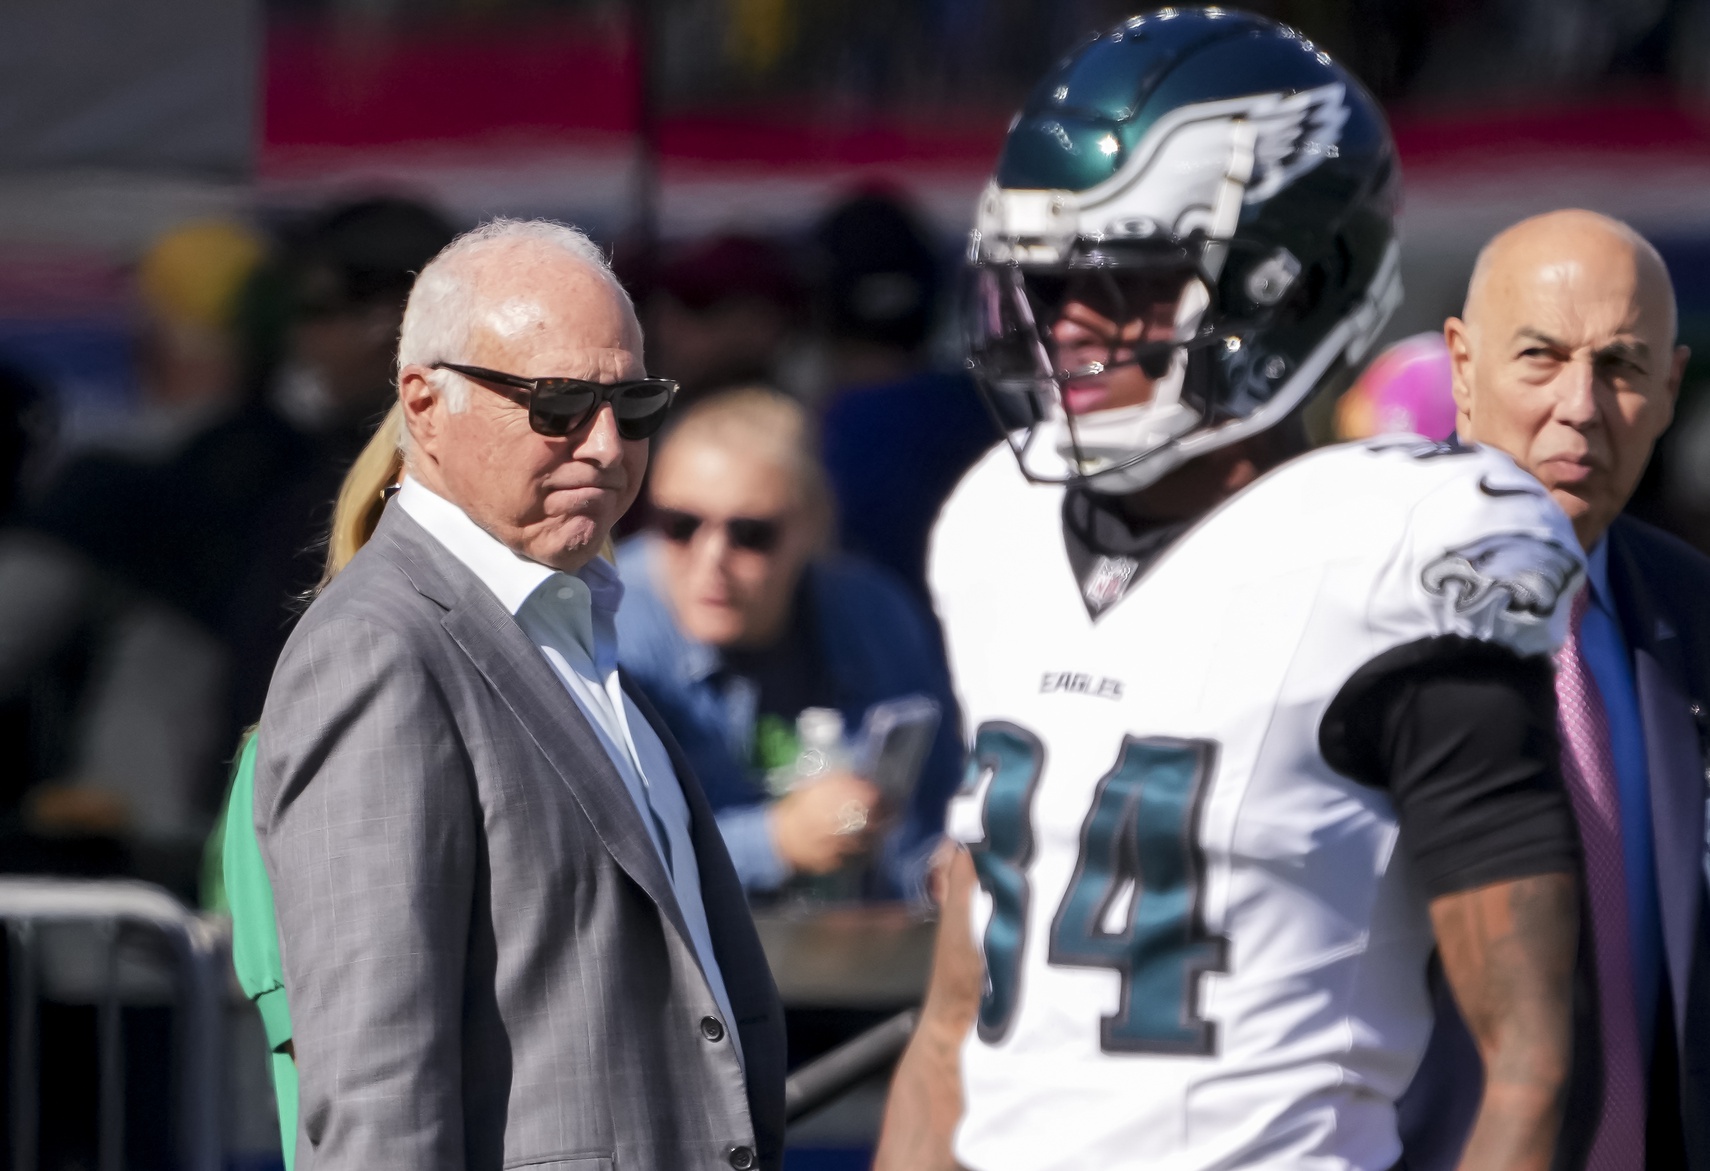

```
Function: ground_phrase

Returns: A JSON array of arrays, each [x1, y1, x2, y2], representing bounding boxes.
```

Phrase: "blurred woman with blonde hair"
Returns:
[[614, 386, 964, 900], [209, 404, 403, 1169], [318, 404, 405, 586]]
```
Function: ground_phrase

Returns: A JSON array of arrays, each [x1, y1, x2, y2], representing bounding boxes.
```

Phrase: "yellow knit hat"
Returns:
[[136, 220, 267, 334]]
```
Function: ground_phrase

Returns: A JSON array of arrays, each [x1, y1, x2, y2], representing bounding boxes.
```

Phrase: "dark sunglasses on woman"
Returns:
[[655, 507, 783, 554], [431, 362, 677, 440]]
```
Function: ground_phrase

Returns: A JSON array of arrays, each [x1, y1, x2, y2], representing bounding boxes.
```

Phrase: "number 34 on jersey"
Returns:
[[959, 722, 1230, 1056]]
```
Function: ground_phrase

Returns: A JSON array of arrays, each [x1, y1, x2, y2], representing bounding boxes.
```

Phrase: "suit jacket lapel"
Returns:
[[1608, 520, 1705, 1050], [622, 667, 786, 1150], [621, 670, 779, 1011], [373, 507, 695, 950]]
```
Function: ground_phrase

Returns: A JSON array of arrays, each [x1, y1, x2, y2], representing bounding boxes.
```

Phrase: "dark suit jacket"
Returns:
[[256, 506, 786, 1171], [1398, 515, 1710, 1170]]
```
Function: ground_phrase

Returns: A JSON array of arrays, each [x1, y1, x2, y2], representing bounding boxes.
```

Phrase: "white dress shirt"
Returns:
[[397, 477, 740, 1057]]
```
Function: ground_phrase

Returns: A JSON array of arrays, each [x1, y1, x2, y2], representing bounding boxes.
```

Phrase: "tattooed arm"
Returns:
[[1321, 644, 1581, 1169], [874, 847, 980, 1171], [1431, 874, 1578, 1171]]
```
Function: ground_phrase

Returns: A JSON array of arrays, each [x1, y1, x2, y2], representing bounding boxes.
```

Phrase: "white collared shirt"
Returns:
[[396, 477, 740, 1059]]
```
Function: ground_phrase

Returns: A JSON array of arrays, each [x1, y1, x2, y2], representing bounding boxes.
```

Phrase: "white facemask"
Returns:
[[1040, 348, 1200, 495]]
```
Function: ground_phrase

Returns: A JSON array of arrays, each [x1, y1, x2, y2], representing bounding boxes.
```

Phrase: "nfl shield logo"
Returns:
[[1083, 555, 1138, 615]]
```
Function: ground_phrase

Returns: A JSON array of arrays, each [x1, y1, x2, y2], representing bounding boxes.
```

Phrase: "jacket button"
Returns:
[[727, 1145, 756, 1170], [700, 1015, 726, 1043]]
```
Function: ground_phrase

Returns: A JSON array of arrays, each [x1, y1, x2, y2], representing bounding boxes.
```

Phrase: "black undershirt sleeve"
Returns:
[[1320, 635, 1579, 899]]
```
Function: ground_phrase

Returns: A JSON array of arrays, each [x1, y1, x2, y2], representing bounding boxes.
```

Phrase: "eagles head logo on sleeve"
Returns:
[[1421, 534, 1583, 633]]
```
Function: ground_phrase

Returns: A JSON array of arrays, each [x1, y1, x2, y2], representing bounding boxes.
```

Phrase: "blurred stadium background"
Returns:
[[2, 0, 1710, 551]]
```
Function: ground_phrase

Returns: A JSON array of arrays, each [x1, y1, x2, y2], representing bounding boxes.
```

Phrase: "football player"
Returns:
[[877, 10, 1587, 1171]]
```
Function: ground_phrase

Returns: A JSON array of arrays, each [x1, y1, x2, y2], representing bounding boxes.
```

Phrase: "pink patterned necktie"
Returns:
[[1557, 587, 1646, 1169]]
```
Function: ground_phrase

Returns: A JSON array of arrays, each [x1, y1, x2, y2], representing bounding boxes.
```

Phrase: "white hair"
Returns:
[[396, 217, 632, 414]]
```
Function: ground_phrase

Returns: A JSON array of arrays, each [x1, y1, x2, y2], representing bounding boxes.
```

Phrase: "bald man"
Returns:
[[256, 219, 785, 1171], [1401, 211, 1710, 1171]]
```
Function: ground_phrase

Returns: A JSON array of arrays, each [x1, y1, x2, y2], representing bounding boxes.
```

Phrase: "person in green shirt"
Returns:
[[220, 732, 298, 1158], [204, 405, 403, 1168]]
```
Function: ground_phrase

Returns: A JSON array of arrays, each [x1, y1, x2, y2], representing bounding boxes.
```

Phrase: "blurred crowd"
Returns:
[[0, 187, 997, 907], [272, 0, 1710, 111]]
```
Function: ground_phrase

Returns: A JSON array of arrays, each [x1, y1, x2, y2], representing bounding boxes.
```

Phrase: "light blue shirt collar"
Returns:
[[397, 475, 554, 613], [397, 475, 626, 666]]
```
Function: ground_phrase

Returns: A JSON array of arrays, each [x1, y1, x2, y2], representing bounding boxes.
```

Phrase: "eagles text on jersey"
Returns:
[[929, 437, 1582, 1171]]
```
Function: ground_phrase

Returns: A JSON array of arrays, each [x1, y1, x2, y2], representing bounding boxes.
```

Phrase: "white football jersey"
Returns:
[[930, 437, 1584, 1171]]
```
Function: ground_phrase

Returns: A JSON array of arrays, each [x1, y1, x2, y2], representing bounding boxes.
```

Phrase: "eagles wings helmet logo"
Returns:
[[1421, 534, 1583, 621], [1241, 83, 1351, 203], [974, 83, 1351, 261]]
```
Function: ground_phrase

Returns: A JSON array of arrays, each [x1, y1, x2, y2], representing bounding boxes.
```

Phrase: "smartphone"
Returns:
[[855, 695, 941, 808]]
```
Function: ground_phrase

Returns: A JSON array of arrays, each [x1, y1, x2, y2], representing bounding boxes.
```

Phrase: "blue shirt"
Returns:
[[615, 534, 965, 899], [821, 370, 996, 600], [1582, 538, 1663, 1063]]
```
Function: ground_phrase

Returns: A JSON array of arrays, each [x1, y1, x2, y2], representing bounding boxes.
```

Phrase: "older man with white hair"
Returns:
[[255, 219, 785, 1171]]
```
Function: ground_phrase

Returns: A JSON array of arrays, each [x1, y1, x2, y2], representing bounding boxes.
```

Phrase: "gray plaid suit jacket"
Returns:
[[254, 504, 786, 1171]]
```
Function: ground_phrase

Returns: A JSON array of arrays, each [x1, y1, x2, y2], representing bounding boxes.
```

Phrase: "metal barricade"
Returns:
[[1, 878, 224, 1171], [784, 1008, 917, 1124]]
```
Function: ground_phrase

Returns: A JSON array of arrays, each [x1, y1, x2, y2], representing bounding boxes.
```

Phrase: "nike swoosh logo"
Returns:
[[1478, 475, 1544, 498]]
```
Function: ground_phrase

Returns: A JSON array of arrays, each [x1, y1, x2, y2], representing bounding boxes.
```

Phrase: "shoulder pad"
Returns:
[[1399, 444, 1584, 658]]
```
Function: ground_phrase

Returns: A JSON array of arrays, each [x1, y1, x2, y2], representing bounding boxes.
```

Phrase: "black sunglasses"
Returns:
[[431, 362, 677, 440], [656, 507, 784, 554]]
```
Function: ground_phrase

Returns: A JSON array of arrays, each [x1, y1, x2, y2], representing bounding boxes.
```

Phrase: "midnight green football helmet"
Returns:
[[967, 6, 1401, 493]]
